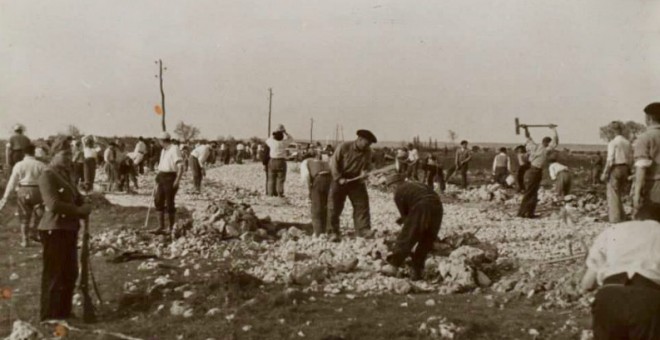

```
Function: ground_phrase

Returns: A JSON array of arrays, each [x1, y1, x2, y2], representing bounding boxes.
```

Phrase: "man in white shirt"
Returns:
[[103, 143, 118, 192], [600, 122, 633, 222], [236, 142, 246, 164], [492, 147, 512, 187], [0, 144, 47, 247], [300, 154, 332, 236], [134, 137, 148, 175], [406, 144, 420, 181], [189, 141, 211, 192], [265, 124, 293, 197], [548, 153, 571, 198], [581, 220, 660, 339], [151, 132, 184, 235]]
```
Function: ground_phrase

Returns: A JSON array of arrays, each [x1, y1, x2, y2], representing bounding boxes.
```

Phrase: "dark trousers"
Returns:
[[592, 277, 660, 340], [555, 171, 572, 197], [447, 164, 469, 188], [328, 181, 371, 234], [607, 165, 630, 223], [267, 159, 287, 197], [592, 166, 603, 185], [517, 163, 530, 192], [638, 180, 660, 223], [424, 166, 446, 192], [189, 156, 202, 191], [408, 162, 419, 181], [83, 158, 96, 192], [17, 186, 43, 228], [387, 200, 443, 273], [40, 230, 78, 321], [397, 159, 408, 176], [155, 172, 177, 214], [118, 160, 138, 192], [310, 174, 332, 235], [518, 167, 543, 217], [72, 162, 84, 187], [8, 150, 25, 171], [494, 167, 509, 187]]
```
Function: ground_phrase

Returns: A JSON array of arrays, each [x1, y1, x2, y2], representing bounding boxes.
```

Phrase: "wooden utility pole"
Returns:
[[340, 124, 344, 142], [310, 118, 314, 144], [156, 59, 167, 132], [267, 88, 273, 137], [335, 124, 339, 146]]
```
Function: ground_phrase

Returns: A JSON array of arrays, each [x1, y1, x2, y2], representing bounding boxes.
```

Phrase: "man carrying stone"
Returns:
[[151, 132, 184, 235], [632, 102, 660, 222], [328, 129, 377, 241], [380, 174, 443, 280]]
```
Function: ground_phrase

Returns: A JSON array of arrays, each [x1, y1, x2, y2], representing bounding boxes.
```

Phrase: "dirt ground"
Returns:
[[0, 156, 601, 340]]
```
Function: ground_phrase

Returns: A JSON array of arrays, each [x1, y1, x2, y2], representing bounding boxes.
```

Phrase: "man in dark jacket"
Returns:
[[381, 173, 443, 280], [38, 136, 93, 321]]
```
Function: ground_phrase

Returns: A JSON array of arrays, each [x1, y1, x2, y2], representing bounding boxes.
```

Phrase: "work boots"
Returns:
[[150, 211, 167, 235]]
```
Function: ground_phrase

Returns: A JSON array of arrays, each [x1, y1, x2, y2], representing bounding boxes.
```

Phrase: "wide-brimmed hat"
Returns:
[[159, 132, 172, 140], [356, 129, 377, 144], [273, 124, 286, 134]]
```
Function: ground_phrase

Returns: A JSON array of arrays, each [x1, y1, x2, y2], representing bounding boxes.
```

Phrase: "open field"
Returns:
[[0, 156, 606, 339]]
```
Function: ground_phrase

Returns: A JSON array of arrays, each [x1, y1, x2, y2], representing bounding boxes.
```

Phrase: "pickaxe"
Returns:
[[515, 118, 558, 135]]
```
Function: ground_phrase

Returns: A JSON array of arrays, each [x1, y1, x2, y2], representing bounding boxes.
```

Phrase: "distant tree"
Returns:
[[64, 125, 83, 138], [249, 136, 264, 144], [173, 121, 200, 142], [599, 120, 646, 142], [471, 145, 481, 152], [448, 130, 458, 145]]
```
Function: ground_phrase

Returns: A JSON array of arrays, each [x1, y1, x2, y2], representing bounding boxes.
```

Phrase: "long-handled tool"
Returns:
[[515, 118, 558, 135], [80, 216, 96, 323], [144, 186, 157, 229]]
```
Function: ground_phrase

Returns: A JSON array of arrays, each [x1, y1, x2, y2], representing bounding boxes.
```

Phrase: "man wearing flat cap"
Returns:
[[37, 135, 93, 321], [151, 132, 184, 235], [328, 129, 377, 240], [5, 124, 32, 173], [380, 173, 443, 280], [265, 124, 293, 197], [632, 102, 660, 222]]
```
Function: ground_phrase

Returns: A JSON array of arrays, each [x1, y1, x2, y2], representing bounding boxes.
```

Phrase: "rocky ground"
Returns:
[[0, 162, 604, 339]]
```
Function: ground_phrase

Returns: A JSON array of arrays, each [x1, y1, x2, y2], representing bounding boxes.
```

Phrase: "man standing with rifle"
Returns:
[[37, 136, 93, 321]]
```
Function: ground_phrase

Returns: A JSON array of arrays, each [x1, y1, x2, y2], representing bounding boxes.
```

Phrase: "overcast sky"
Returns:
[[1, 0, 659, 144]]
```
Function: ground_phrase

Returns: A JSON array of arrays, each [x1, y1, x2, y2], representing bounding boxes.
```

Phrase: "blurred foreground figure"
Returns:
[[151, 132, 184, 235], [300, 153, 331, 236], [5, 124, 31, 172], [632, 102, 660, 222], [582, 220, 660, 339], [38, 136, 92, 321], [381, 174, 443, 280], [600, 121, 633, 223], [328, 129, 377, 240], [0, 144, 46, 247]]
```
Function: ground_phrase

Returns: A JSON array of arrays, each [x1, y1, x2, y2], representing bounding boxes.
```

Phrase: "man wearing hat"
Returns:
[[445, 140, 473, 189], [380, 173, 443, 280], [0, 144, 47, 247], [151, 132, 184, 235], [632, 102, 660, 222], [328, 129, 377, 240], [5, 124, 32, 172], [37, 136, 92, 321], [265, 124, 293, 197]]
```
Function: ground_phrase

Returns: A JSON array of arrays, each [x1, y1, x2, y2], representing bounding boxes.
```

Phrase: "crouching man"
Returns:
[[381, 174, 443, 280], [300, 154, 332, 236], [581, 219, 660, 339]]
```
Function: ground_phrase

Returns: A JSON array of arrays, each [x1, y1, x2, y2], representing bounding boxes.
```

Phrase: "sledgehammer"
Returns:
[[515, 118, 558, 135]]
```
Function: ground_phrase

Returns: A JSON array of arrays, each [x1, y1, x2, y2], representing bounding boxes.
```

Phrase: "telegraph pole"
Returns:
[[156, 59, 167, 132], [267, 88, 273, 137], [310, 118, 314, 144]]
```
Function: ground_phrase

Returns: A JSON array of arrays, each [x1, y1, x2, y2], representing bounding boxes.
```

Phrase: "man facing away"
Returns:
[[492, 147, 512, 187], [0, 144, 47, 247], [515, 145, 530, 193], [328, 129, 377, 241], [380, 174, 443, 281], [601, 121, 633, 223], [189, 141, 211, 193], [5, 124, 31, 172], [517, 125, 559, 218], [300, 153, 332, 236], [151, 132, 184, 235], [446, 140, 473, 189], [265, 124, 293, 197], [632, 102, 660, 222]]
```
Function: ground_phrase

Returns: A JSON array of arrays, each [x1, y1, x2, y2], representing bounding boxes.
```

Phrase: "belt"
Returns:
[[18, 184, 39, 188], [313, 171, 331, 178], [612, 163, 629, 167], [603, 273, 660, 291]]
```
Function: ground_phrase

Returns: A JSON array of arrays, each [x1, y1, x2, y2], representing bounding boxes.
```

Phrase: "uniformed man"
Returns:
[[581, 220, 660, 339], [300, 153, 332, 236], [151, 132, 184, 235], [5, 124, 31, 172], [632, 102, 660, 222], [37, 136, 92, 321], [380, 174, 443, 280], [328, 129, 377, 240], [0, 144, 47, 247], [518, 125, 559, 218]]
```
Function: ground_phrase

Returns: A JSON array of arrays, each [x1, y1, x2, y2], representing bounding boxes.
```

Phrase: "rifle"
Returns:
[[80, 217, 96, 323]]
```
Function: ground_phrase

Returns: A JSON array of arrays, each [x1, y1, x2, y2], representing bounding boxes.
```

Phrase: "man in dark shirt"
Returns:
[[381, 173, 443, 280], [328, 129, 377, 240], [6, 124, 32, 172]]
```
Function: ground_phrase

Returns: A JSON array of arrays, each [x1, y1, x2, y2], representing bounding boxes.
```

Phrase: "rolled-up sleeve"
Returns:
[[330, 145, 343, 181], [633, 135, 653, 168]]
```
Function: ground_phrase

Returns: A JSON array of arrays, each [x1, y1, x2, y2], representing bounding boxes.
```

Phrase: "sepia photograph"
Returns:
[[1, 1, 660, 339]]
